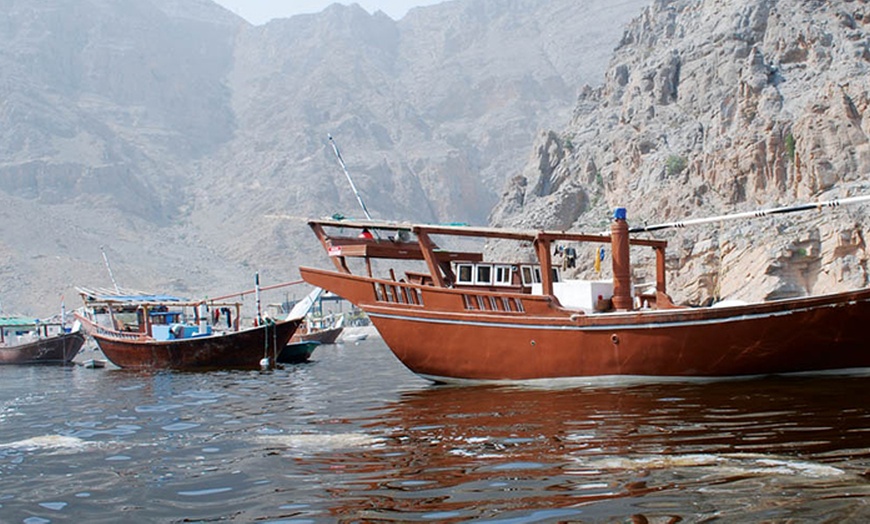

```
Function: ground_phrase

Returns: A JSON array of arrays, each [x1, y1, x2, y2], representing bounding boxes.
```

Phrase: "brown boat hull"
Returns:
[[301, 266, 870, 383], [0, 331, 86, 365], [81, 318, 301, 371]]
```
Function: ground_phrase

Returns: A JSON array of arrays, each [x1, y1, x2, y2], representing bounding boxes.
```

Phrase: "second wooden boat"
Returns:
[[75, 289, 301, 371]]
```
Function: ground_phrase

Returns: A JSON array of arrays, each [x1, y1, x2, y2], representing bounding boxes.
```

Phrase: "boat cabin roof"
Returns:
[[308, 218, 667, 248], [308, 217, 670, 299], [0, 316, 53, 328], [76, 287, 241, 309], [82, 294, 185, 304]]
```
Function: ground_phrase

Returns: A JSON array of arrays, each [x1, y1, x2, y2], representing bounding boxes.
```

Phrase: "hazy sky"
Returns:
[[213, 1, 445, 25]]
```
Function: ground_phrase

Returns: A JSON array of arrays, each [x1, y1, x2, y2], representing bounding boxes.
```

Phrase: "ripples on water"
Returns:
[[0, 338, 869, 523]]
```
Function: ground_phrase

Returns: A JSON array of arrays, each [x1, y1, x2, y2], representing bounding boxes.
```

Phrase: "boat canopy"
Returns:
[[0, 316, 41, 328], [77, 287, 186, 304], [307, 217, 669, 299]]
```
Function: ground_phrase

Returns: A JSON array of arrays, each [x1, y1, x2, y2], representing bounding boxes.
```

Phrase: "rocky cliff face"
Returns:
[[0, 0, 649, 314], [492, 0, 870, 305]]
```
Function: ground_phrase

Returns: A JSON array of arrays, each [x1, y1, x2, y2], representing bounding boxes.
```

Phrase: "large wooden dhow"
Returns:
[[75, 288, 301, 371], [299, 199, 870, 384], [0, 317, 85, 365]]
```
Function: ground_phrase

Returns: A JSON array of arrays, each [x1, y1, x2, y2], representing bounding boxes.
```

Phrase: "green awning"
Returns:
[[0, 316, 41, 328]]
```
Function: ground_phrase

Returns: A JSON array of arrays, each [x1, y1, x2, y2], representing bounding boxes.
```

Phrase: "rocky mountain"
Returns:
[[492, 0, 870, 306], [0, 0, 648, 315]]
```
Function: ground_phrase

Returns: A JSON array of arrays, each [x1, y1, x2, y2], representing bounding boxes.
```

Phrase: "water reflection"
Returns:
[[298, 377, 870, 522], [1, 345, 869, 522]]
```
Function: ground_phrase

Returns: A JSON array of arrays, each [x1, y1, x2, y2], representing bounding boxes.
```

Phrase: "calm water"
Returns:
[[1, 337, 869, 523]]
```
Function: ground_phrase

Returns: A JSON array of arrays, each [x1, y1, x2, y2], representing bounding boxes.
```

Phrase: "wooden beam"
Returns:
[[534, 236, 554, 296], [310, 222, 349, 273], [416, 229, 446, 288], [655, 245, 667, 295]]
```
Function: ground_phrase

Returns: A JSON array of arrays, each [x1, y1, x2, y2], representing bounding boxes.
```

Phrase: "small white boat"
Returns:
[[79, 359, 107, 369]]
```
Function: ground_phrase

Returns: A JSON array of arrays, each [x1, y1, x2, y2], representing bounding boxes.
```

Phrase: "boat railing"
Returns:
[[91, 323, 147, 341], [374, 281, 425, 306], [462, 293, 526, 313]]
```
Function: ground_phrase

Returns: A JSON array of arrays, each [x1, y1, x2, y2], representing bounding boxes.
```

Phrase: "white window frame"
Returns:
[[520, 265, 538, 286], [474, 264, 493, 285], [494, 265, 513, 286], [455, 263, 474, 285]]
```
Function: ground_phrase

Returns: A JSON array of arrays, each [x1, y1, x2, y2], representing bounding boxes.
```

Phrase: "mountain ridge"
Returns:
[[0, 0, 648, 315]]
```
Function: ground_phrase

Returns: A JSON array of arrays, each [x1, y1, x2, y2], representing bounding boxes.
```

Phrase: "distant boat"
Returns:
[[79, 358, 106, 369], [74, 288, 301, 371], [338, 330, 369, 343], [299, 202, 870, 384], [277, 340, 320, 364], [274, 287, 346, 345], [291, 324, 343, 344], [290, 314, 345, 345], [0, 317, 85, 365]]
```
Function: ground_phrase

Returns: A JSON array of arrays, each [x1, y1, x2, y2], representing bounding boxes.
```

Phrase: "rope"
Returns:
[[629, 194, 870, 233]]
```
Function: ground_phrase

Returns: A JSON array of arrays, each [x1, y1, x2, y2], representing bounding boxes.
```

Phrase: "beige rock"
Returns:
[[492, 0, 870, 306]]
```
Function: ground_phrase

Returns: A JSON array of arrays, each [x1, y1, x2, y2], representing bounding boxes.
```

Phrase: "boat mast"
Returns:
[[100, 246, 121, 294], [328, 134, 375, 221]]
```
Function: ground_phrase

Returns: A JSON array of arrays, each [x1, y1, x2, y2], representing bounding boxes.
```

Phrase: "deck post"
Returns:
[[143, 306, 152, 337], [107, 303, 118, 331], [611, 208, 634, 311], [534, 236, 554, 296], [654, 245, 667, 295], [416, 229, 446, 287]]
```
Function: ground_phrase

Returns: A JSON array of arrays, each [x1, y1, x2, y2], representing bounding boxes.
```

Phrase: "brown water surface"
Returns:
[[0, 338, 868, 522]]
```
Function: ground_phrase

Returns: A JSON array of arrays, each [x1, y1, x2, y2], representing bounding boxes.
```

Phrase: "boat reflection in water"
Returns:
[[293, 376, 870, 522]]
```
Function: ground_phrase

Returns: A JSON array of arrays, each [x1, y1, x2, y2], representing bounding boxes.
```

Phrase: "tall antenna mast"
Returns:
[[328, 134, 374, 221], [100, 246, 121, 294]]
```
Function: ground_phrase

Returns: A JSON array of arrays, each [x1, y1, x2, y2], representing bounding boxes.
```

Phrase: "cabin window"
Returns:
[[456, 264, 474, 285], [551, 268, 561, 283], [494, 265, 513, 286], [475, 265, 493, 285], [521, 266, 534, 286], [520, 265, 543, 286]]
